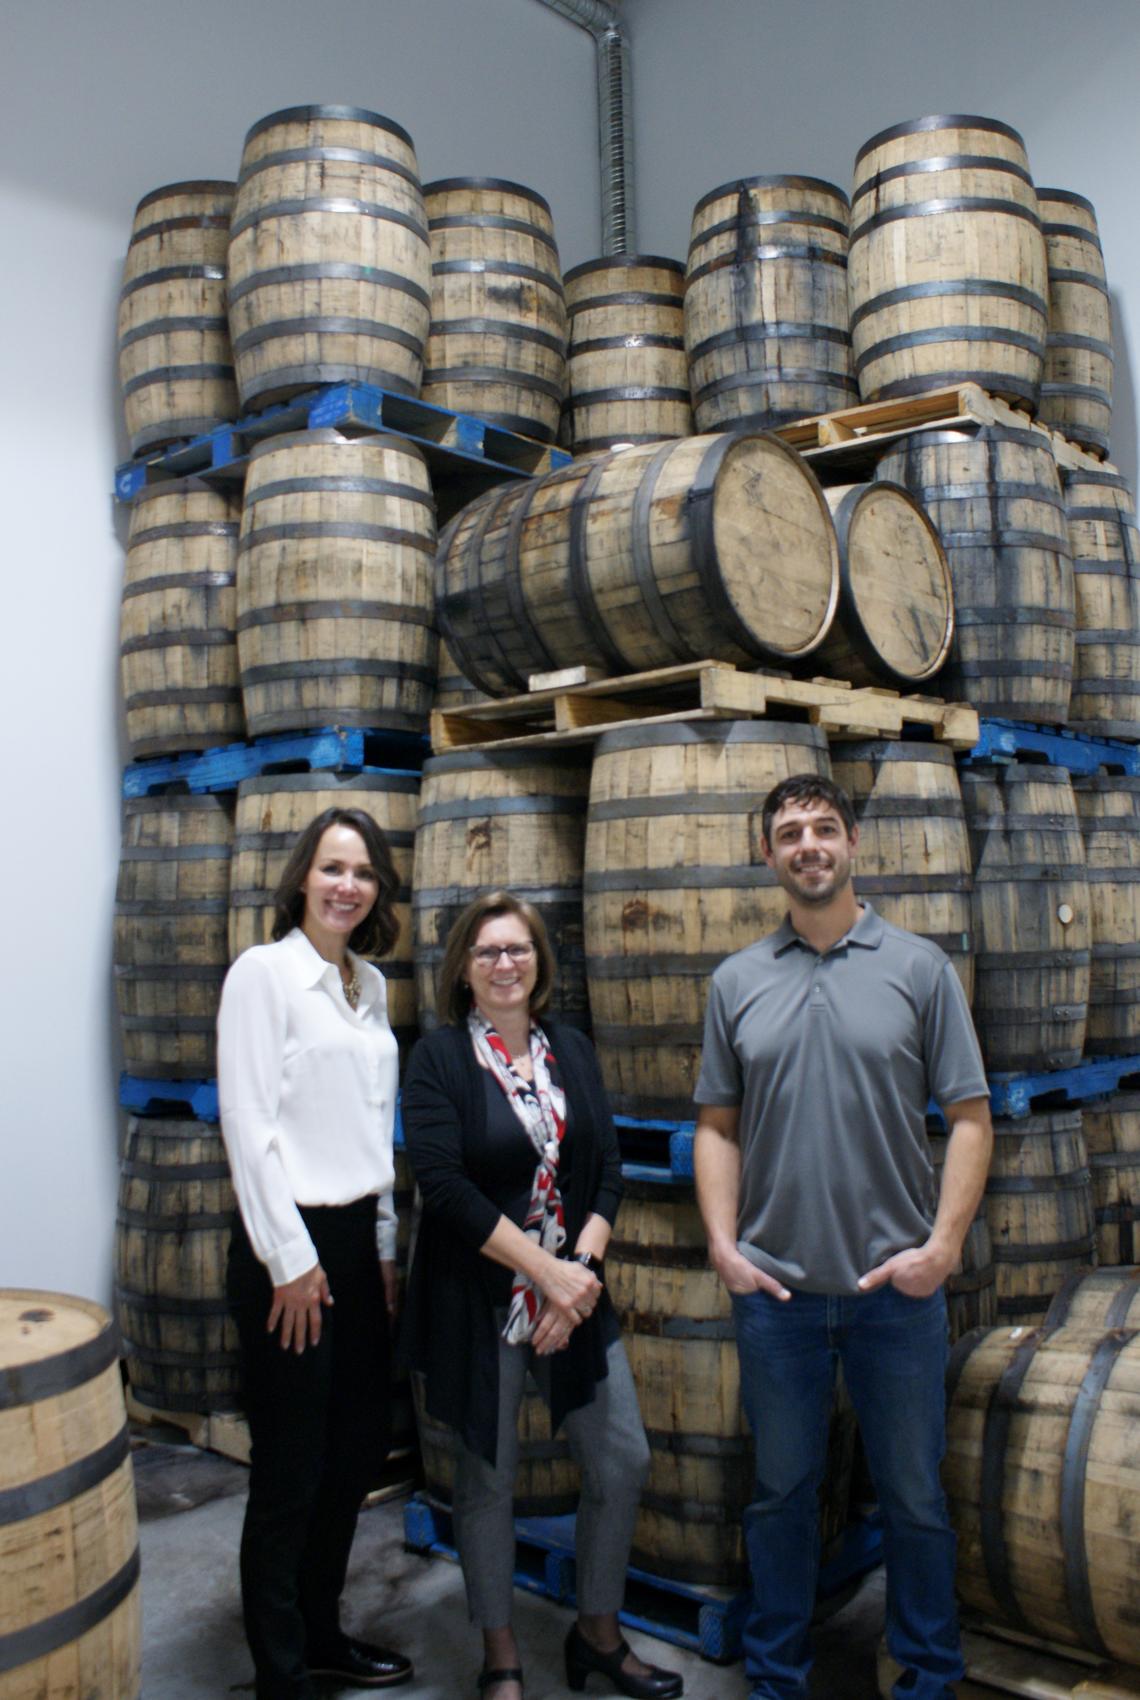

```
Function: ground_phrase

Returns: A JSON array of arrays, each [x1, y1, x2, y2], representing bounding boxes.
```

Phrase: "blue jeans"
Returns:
[[732, 1284, 961, 1700]]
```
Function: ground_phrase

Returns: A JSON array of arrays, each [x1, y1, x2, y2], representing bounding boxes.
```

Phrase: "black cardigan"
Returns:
[[400, 1019, 624, 1465]]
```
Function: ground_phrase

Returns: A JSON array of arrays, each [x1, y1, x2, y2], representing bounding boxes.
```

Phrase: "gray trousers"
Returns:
[[451, 1333, 650, 1626]]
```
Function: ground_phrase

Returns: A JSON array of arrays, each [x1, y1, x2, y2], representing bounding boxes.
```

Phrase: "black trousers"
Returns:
[[227, 1198, 391, 1700]]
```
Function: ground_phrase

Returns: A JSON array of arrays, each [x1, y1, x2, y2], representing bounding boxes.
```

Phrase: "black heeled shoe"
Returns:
[[476, 1666, 523, 1697], [564, 1624, 683, 1698]]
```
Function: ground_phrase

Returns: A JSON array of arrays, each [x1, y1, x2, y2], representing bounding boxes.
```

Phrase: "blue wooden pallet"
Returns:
[[614, 1114, 697, 1182], [403, 1495, 881, 1663], [967, 717, 1140, 775], [119, 1073, 219, 1122], [114, 380, 571, 506], [122, 727, 426, 798], [987, 1054, 1140, 1118]]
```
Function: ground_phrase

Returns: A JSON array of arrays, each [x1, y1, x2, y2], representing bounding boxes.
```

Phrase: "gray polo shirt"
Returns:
[[694, 902, 988, 1296]]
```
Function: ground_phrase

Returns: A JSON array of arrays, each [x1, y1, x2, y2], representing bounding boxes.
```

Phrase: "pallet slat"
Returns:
[[881, 1624, 1140, 1700]]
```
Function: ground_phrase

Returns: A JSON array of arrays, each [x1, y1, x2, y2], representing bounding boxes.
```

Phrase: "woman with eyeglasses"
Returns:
[[401, 890, 682, 1700]]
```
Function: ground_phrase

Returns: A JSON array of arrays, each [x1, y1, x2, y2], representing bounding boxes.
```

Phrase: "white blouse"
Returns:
[[217, 927, 399, 1285]]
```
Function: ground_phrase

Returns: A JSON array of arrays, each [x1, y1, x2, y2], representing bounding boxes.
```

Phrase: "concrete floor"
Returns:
[[134, 1432, 888, 1699]]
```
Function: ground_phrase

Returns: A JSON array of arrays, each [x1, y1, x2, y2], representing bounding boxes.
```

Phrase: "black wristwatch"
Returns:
[[573, 1251, 605, 1284]]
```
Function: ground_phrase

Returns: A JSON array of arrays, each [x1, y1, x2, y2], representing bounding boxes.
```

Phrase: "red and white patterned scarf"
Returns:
[[468, 1009, 567, 1344]]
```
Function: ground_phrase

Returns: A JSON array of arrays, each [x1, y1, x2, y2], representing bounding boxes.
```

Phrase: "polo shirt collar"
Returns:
[[772, 900, 884, 956]]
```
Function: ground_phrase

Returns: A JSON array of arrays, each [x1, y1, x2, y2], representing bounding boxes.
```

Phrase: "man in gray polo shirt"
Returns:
[[694, 773, 991, 1700]]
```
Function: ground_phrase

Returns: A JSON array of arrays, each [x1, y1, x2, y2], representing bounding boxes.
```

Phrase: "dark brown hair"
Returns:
[[271, 807, 400, 958], [436, 889, 556, 1025], [761, 774, 857, 849]]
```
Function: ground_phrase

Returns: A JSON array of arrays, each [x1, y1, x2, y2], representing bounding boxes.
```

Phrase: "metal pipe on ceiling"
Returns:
[[531, 0, 635, 254]]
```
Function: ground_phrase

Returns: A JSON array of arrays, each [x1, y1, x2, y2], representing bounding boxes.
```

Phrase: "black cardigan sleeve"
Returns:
[[401, 1029, 502, 1251]]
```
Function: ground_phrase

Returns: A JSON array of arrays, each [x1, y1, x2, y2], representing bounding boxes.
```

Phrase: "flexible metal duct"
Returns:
[[532, 0, 635, 253]]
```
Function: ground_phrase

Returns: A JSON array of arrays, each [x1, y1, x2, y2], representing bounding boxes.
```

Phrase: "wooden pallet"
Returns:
[[430, 660, 980, 755], [774, 383, 1114, 481], [879, 1625, 1140, 1699]]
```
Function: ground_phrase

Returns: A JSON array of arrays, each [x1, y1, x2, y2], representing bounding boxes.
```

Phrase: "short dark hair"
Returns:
[[436, 889, 556, 1025], [271, 807, 400, 957], [761, 774, 856, 849]]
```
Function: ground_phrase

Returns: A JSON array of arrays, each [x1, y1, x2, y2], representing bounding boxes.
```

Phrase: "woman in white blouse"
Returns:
[[217, 806, 412, 1700]]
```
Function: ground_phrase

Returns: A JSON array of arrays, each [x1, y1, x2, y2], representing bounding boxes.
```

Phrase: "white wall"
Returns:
[[625, 0, 1140, 484], [0, 0, 598, 1304]]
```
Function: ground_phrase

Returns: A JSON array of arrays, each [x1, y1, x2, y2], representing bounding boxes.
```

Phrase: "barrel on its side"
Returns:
[[227, 104, 430, 409], [1080, 1095, 1140, 1266], [1038, 189, 1113, 457], [118, 180, 238, 454], [421, 177, 567, 443], [120, 479, 244, 758], [946, 1322, 1140, 1664], [115, 1118, 241, 1415], [684, 175, 856, 431], [0, 1291, 141, 1700], [608, 1179, 856, 1586], [1045, 1261, 1140, 1328], [412, 750, 591, 1031], [228, 771, 420, 1050], [1063, 468, 1140, 739], [849, 115, 1047, 406], [114, 794, 234, 1079], [563, 254, 691, 454], [960, 764, 1090, 1073], [436, 432, 839, 698], [814, 483, 954, 688], [584, 721, 831, 1118], [236, 430, 437, 736], [829, 742, 973, 1003], [983, 1110, 1096, 1323], [876, 426, 1075, 724]]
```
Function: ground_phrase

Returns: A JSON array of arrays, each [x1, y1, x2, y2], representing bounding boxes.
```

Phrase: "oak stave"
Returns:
[[120, 478, 244, 758], [436, 432, 839, 698], [584, 720, 831, 1118]]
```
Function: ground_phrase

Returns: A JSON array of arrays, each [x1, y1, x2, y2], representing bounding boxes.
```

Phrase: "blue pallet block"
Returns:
[[123, 728, 426, 798], [966, 717, 1140, 776], [119, 1074, 219, 1121], [988, 1054, 1140, 1118]]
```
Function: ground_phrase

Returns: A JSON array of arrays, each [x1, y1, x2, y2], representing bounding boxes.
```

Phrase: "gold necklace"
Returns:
[[341, 964, 361, 1009]]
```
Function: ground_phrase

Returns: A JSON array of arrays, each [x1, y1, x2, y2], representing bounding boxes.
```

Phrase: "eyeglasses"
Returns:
[[470, 943, 536, 967]]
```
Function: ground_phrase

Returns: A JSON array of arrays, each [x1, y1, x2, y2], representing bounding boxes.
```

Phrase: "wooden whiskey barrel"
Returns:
[[849, 115, 1047, 406], [436, 432, 839, 697], [115, 1118, 241, 1414], [945, 1322, 1140, 1663], [1072, 776, 1140, 1055], [829, 741, 973, 1003], [0, 1292, 141, 1700], [932, 1127, 998, 1342], [814, 482, 954, 687], [1038, 189, 1113, 457], [421, 177, 567, 442], [960, 764, 1090, 1072], [411, 1372, 579, 1516], [1079, 1095, 1140, 1267], [1046, 1261, 1140, 1328], [684, 175, 856, 431], [876, 426, 1075, 723], [114, 793, 234, 1079], [117, 180, 238, 454], [236, 430, 436, 736], [412, 749, 591, 1031], [584, 720, 831, 1118], [984, 1110, 1095, 1323], [228, 771, 420, 1050], [607, 1178, 856, 1586], [227, 104, 430, 409], [1062, 467, 1140, 739], [563, 254, 691, 454], [120, 478, 244, 758], [434, 638, 490, 710]]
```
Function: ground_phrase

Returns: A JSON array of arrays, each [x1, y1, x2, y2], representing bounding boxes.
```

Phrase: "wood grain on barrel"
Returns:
[[237, 430, 436, 736], [816, 482, 954, 687], [422, 177, 567, 443], [1079, 1097, 1140, 1268], [1063, 468, 1140, 739], [118, 180, 237, 454], [849, 115, 1047, 406], [564, 255, 691, 455], [1072, 778, 1140, 1056], [1039, 189, 1113, 456], [227, 105, 430, 408], [984, 1111, 1095, 1323], [120, 479, 244, 758]]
